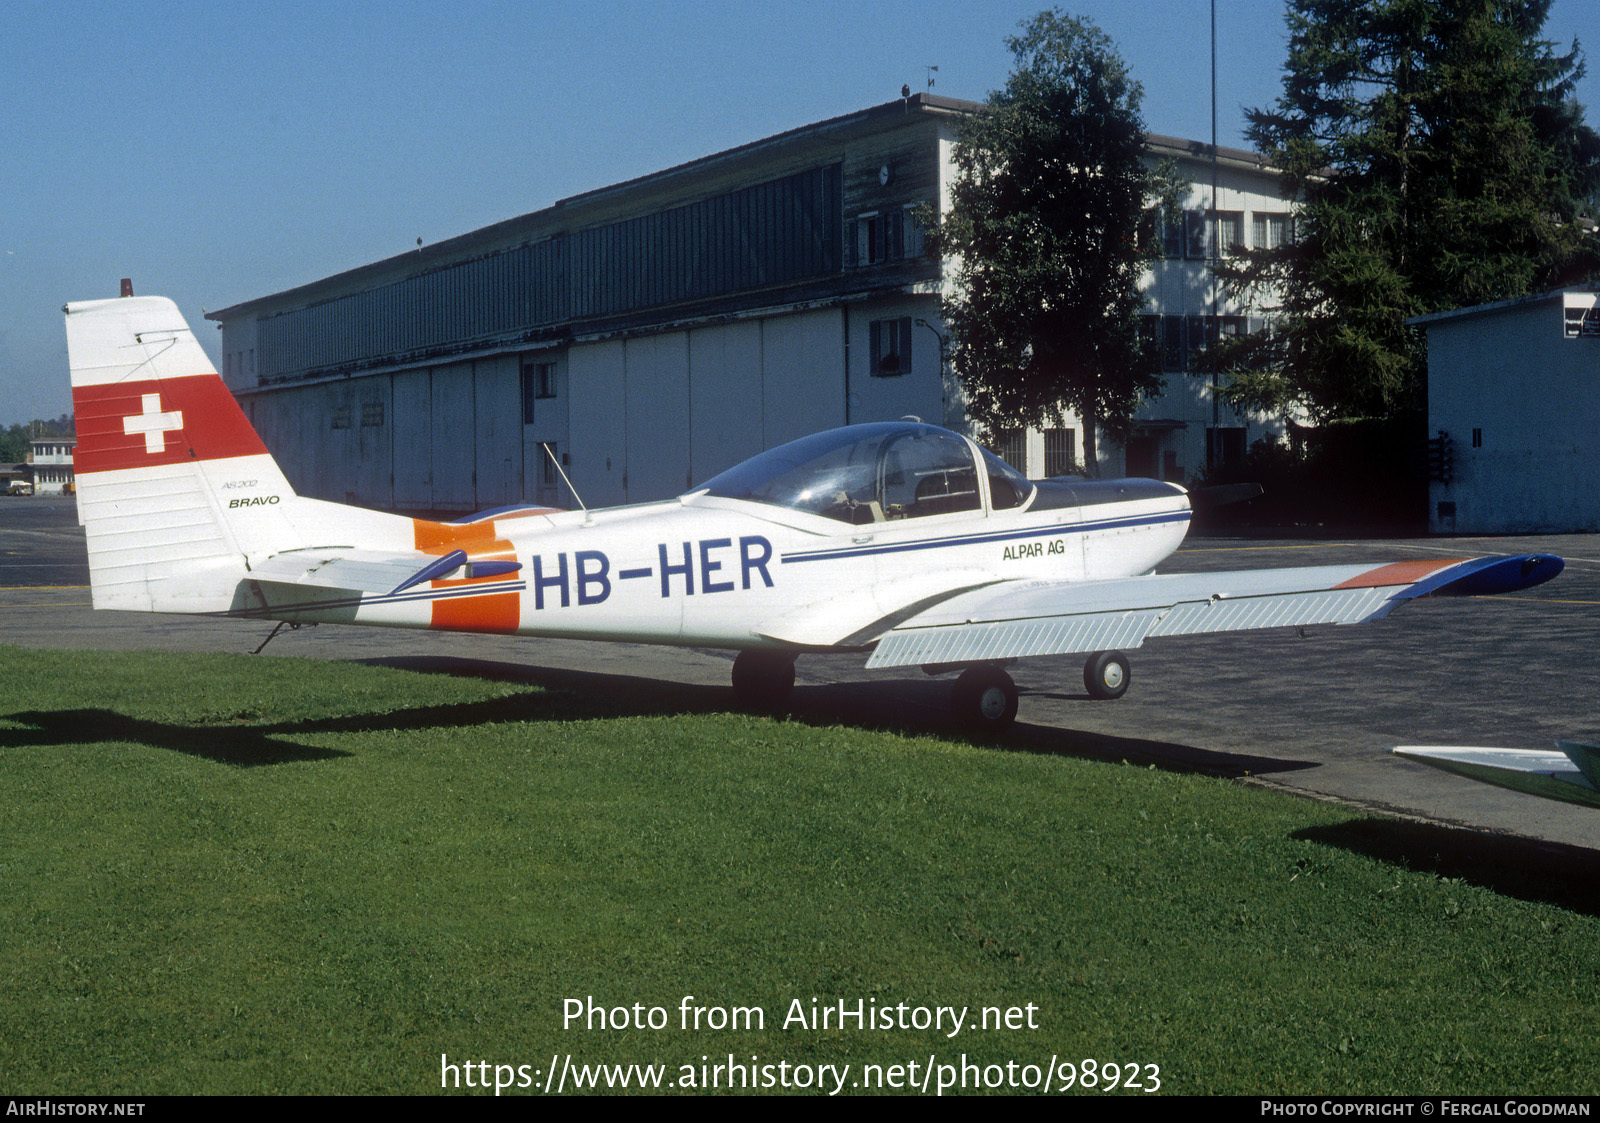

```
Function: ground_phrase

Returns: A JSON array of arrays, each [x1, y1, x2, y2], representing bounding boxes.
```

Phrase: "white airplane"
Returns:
[[65, 295, 1564, 732], [1393, 743, 1600, 809]]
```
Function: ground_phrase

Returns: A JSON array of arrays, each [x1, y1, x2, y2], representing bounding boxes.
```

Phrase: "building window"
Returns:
[[870, 317, 912, 377], [1185, 209, 1244, 258], [1252, 211, 1291, 250], [994, 428, 1026, 473], [360, 401, 384, 427], [330, 407, 352, 430], [1152, 314, 1248, 372], [848, 208, 920, 267], [1162, 211, 1185, 258], [1162, 315, 1186, 371], [1214, 211, 1244, 257], [1044, 427, 1076, 477], [536, 441, 563, 506], [521, 359, 557, 424], [1184, 210, 1207, 258], [1208, 427, 1246, 470]]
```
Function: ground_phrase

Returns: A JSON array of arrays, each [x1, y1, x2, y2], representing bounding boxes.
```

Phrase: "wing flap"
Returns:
[[865, 554, 1559, 669], [871, 610, 1164, 667]]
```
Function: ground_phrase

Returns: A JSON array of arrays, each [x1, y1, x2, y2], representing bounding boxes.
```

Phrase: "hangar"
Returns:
[[1416, 289, 1600, 534], [207, 93, 1294, 513]]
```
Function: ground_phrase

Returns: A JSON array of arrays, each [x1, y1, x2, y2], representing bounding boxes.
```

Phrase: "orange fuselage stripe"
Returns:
[[412, 518, 522, 633]]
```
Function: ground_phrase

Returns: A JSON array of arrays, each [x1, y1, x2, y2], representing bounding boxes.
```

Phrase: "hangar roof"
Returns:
[[207, 93, 1282, 325]]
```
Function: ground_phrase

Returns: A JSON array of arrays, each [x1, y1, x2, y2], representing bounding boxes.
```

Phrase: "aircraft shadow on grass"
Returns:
[[10, 662, 1591, 915], [0, 652, 1316, 778], [0, 707, 352, 766], [359, 653, 1322, 779]]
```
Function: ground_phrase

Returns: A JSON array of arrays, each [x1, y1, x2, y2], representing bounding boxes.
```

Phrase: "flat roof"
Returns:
[[208, 93, 1282, 323], [1408, 288, 1598, 329]]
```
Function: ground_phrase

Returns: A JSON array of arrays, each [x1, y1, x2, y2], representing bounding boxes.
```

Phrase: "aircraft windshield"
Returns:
[[697, 422, 1029, 524], [981, 447, 1035, 510]]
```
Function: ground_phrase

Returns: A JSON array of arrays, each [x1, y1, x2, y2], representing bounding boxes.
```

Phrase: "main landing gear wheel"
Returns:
[[731, 650, 796, 713], [952, 665, 1019, 735], [1083, 650, 1131, 700]]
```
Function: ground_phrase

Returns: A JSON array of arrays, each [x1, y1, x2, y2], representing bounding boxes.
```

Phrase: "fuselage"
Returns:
[[247, 423, 1192, 653]]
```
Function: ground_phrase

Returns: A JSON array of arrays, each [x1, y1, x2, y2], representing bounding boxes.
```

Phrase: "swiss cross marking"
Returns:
[[123, 393, 184, 454]]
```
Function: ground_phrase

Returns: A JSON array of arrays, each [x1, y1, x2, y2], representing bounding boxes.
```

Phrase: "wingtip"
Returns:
[[1391, 553, 1564, 600]]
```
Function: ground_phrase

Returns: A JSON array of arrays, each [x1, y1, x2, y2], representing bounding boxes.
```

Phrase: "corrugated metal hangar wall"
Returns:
[[216, 97, 956, 514]]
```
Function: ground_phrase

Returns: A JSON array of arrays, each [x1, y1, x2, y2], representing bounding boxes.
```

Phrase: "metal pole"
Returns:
[[1210, 0, 1220, 440]]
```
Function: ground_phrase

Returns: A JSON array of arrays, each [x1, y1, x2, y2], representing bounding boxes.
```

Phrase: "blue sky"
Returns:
[[3, 0, 1596, 422]]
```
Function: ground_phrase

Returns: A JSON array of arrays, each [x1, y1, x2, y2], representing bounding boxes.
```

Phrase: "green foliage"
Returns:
[[0, 415, 74, 463], [1197, 416, 1425, 529], [933, 10, 1185, 473], [1218, 0, 1600, 422]]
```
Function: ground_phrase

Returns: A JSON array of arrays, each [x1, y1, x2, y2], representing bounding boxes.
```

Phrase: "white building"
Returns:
[[27, 437, 76, 494], [1414, 289, 1600, 534], [208, 94, 1292, 513]]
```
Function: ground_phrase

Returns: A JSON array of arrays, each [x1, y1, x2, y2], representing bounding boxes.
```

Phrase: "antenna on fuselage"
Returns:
[[541, 441, 587, 511]]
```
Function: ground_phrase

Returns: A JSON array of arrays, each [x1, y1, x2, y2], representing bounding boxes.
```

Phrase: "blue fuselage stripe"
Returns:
[[779, 510, 1190, 564]]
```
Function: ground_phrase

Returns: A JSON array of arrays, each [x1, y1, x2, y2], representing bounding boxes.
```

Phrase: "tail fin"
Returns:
[[66, 296, 302, 612]]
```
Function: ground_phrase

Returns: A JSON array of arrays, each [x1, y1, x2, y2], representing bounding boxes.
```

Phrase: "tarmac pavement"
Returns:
[[4, 495, 1598, 852]]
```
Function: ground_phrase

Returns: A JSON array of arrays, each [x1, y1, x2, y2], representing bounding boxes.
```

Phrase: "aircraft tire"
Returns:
[[952, 665, 1018, 735], [1083, 650, 1131, 700], [731, 649, 797, 712]]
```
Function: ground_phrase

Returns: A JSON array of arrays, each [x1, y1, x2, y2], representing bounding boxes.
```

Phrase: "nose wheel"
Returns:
[[952, 665, 1019, 734], [1083, 650, 1131, 700]]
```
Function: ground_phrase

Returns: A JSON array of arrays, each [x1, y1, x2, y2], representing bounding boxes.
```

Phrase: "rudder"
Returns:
[[66, 296, 297, 612]]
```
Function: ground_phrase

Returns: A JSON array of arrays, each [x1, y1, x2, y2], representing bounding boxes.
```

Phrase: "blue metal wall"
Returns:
[[257, 164, 843, 382]]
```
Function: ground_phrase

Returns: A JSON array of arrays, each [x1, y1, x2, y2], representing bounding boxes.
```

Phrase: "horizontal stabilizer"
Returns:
[[250, 547, 521, 596], [1392, 743, 1600, 809]]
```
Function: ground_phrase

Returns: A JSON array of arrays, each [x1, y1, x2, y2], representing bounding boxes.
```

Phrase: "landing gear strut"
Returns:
[[951, 665, 1019, 734], [731, 650, 796, 712], [1083, 650, 1131, 700]]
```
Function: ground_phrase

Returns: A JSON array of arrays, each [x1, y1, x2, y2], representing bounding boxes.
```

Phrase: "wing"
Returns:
[[1393, 743, 1600, 809], [248, 547, 522, 595], [865, 554, 1563, 668]]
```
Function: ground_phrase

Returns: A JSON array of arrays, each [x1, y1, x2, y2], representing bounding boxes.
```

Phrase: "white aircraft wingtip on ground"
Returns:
[[1392, 743, 1600, 809]]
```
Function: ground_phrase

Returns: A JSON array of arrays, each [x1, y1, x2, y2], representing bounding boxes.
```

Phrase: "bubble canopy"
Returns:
[[692, 422, 1035, 524]]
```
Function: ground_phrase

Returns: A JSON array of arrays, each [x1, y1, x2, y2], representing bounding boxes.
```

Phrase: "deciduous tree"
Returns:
[[934, 10, 1184, 473]]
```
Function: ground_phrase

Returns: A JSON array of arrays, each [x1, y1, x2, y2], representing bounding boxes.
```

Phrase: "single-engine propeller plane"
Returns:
[[66, 296, 1564, 732]]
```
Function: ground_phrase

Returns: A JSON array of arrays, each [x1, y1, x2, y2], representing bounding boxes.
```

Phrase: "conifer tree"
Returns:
[[1218, 0, 1600, 422]]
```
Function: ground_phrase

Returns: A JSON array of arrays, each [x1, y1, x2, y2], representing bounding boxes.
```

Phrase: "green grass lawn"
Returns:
[[1, 646, 1595, 1095]]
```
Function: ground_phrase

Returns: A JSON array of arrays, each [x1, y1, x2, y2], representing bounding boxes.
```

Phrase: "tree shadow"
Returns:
[[1295, 817, 1600, 919]]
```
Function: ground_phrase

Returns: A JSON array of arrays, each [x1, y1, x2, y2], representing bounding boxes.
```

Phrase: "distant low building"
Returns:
[[1413, 289, 1600, 534], [27, 437, 75, 495]]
